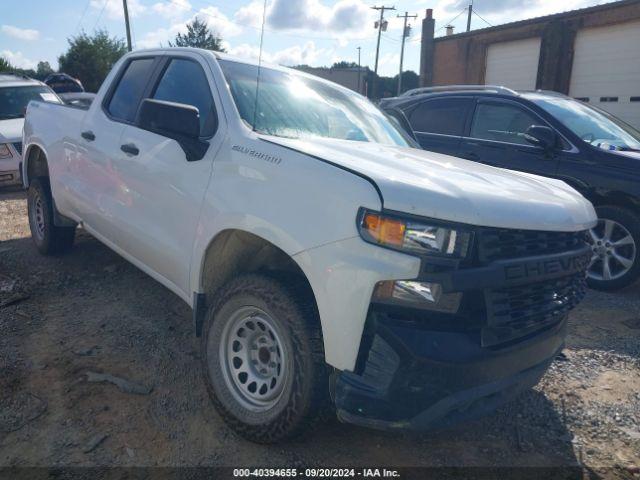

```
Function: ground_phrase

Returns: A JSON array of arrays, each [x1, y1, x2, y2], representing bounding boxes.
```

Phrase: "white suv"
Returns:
[[0, 74, 59, 186]]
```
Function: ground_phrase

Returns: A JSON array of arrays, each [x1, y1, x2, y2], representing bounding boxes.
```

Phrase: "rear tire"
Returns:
[[201, 273, 331, 443], [587, 205, 640, 291], [27, 177, 75, 255]]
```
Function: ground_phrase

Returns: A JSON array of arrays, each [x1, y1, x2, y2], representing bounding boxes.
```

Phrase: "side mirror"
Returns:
[[524, 125, 556, 151], [137, 98, 209, 161]]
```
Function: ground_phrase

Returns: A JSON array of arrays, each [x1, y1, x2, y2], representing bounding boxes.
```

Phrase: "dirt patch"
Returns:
[[1, 188, 639, 477]]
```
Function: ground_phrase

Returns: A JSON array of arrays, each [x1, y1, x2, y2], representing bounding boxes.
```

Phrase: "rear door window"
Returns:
[[408, 97, 472, 135], [107, 58, 156, 123], [152, 58, 216, 137], [470, 102, 541, 145]]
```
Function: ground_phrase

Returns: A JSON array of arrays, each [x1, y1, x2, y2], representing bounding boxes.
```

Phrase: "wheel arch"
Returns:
[[589, 190, 640, 214], [23, 142, 50, 187], [199, 229, 311, 293], [196, 229, 321, 335]]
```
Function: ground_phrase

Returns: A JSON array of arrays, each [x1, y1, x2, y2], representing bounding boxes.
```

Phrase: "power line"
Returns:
[[434, 8, 468, 34], [74, 0, 92, 34], [92, 0, 111, 32], [473, 9, 493, 27]]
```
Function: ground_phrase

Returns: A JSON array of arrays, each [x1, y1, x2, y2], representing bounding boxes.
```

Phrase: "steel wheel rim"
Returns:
[[588, 218, 636, 281], [30, 191, 46, 241], [217, 306, 288, 412]]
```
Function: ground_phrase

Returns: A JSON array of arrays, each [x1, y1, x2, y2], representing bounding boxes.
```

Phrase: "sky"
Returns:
[[1, 0, 614, 77]]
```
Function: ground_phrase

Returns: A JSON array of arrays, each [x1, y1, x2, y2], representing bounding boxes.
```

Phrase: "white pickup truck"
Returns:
[[22, 48, 597, 443]]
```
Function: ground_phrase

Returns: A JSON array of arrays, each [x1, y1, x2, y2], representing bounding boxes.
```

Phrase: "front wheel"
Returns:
[[27, 177, 76, 255], [201, 274, 331, 443], [587, 206, 640, 291]]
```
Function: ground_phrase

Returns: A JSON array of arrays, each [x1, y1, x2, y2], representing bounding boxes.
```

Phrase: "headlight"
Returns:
[[358, 209, 471, 258], [0, 144, 12, 159]]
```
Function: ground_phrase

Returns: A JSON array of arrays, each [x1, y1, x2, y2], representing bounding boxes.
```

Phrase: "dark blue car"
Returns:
[[381, 86, 640, 291]]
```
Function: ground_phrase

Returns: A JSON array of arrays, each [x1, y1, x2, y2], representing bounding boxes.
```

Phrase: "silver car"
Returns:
[[0, 74, 60, 186]]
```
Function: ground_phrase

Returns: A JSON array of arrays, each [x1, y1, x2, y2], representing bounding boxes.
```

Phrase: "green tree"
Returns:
[[169, 17, 226, 52], [58, 30, 127, 93], [0, 57, 12, 72], [331, 61, 359, 69], [35, 61, 54, 80]]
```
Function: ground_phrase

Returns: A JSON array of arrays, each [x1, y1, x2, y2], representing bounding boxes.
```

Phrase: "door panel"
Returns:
[[109, 128, 214, 292], [112, 55, 223, 294], [460, 99, 558, 177], [414, 132, 461, 156], [407, 96, 473, 156], [72, 56, 158, 237]]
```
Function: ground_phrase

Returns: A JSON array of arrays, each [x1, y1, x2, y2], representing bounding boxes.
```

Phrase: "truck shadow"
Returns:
[[295, 383, 597, 477]]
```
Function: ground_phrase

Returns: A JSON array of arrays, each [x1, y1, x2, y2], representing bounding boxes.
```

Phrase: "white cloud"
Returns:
[[227, 41, 325, 66], [1, 50, 37, 69], [137, 7, 241, 49], [234, 1, 264, 29], [136, 25, 181, 48], [196, 7, 243, 38], [259, 0, 374, 39], [152, 0, 191, 19], [90, 0, 145, 21], [377, 52, 400, 77], [1, 25, 40, 41]]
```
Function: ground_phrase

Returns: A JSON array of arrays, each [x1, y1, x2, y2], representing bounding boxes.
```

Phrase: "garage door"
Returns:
[[569, 21, 640, 129], [484, 37, 541, 90]]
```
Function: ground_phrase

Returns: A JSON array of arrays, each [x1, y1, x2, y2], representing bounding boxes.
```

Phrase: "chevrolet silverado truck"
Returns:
[[22, 48, 597, 443]]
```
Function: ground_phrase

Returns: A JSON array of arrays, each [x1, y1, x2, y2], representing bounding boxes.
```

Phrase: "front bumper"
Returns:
[[334, 310, 565, 431], [333, 240, 590, 431]]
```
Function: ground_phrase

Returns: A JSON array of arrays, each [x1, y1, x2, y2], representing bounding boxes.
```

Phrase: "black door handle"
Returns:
[[81, 130, 95, 141], [120, 143, 139, 156]]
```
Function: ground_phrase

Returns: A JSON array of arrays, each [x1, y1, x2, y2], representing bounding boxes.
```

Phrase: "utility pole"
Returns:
[[397, 11, 417, 95], [372, 5, 395, 97], [357, 46, 362, 94], [122, 0, 132, 51], [466, 0, 473, 32]]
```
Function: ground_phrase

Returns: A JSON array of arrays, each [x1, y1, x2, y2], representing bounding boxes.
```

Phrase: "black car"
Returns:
[[381, 86, 640, 291], [44, 73, 84, 94]]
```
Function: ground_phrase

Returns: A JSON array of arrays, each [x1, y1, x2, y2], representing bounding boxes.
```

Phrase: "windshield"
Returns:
[[218, 59, 410, 147], [525, 93, 640, 152], [0, 85, 59, 120]]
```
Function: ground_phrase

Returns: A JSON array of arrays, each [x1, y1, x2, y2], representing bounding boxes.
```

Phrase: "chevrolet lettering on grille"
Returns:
[[504, 252, 591, 282]]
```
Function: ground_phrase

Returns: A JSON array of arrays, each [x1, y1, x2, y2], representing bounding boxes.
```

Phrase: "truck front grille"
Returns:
[[482, 272, 586, 347], [477, 228, 589, 263], [12, 142, 22, 156]]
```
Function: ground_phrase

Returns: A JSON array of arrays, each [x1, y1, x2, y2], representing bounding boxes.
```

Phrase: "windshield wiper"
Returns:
[[0, 113, 24, 119]]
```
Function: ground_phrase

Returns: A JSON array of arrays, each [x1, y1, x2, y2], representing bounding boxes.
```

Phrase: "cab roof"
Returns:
[[0, 74, 45, 88]]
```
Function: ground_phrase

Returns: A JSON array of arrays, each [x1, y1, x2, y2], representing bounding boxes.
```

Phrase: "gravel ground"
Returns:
[[1, 187, 639, 478]]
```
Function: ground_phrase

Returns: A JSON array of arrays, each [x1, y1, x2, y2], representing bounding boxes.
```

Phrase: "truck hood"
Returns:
[[263, 136, 596, 232], [0, 118, 24, 143]]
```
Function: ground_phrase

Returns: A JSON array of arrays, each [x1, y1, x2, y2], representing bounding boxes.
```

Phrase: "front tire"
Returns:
[[201, 274, 331, 443], [27, 177, 75, 255], [587, 206, 640, 291]]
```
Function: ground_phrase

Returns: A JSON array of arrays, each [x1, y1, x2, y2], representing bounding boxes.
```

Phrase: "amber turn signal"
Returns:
[[362, 212, 406, 247]]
